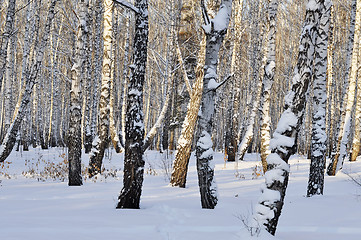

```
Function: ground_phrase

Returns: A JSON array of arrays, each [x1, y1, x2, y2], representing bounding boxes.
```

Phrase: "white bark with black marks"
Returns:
[[68, 0, 90, 186], [116, 0, 148, 209], [195, 0, 232, 209], [254, 0, 324, 235], [0, 0, 16, 90], [327, 0, 361, 175], [0, 0, 58, 162], [307, 0, 331, 197]]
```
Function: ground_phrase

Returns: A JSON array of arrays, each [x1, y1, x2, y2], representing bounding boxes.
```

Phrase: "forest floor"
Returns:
[[1, 147, 361, 240]]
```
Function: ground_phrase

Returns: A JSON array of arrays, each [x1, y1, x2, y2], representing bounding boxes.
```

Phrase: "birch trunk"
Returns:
[[169, 0, 204, 187], [83, 1, 93, 153], [228, 0, 244, 162], [68, 0, 90, 186], [109, 9, 122, 153], [260, 0, 278, 173], [88, 0, 113, 177], [0, 0, 58, 162], [327, 0, 361, 175], [237, 1, 265, 162], [116, 0, 149, 209], [326, 4, 334, 157], [307, 1, 331, 196], [89, 0, 103, 150], [350, 37, 361, 162], [195, 0, 231, 209], [170, 36, 206, 187], [253, 0, 324, 235], [0, 0, 16, 89]]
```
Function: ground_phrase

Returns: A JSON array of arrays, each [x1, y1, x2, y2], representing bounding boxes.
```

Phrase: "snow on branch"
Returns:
[[205, 73, 233, 93], [113, 0, 139, 14]]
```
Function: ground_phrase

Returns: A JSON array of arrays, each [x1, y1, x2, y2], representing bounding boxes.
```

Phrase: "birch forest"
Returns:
[[1, 0, 361, 237]]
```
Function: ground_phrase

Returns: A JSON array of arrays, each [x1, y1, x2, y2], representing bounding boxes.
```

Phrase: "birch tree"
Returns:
[[237, 1, 265, 162], [87, 0, 103, 153], [0, 0, 16, 90], [0, 0, 58, 163], [88, 0, 113, 177], [68, 0, 90, 186], [170, 1, 205, 188], [307, 0, 331, 197], [259, 0, 279, 173], [327, 0, 361, 175], [227, 0, 244, 162], [253, 0, 326, 235], [350, 50, 361, 162], [115, 0, 149, 209], [195, 0, 232, 209]]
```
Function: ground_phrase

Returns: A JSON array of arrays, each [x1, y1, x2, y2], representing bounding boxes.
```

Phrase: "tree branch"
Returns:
[[201, 0, 211, 25], [205, 73, 233, 93], [113, 0, 139, 14]]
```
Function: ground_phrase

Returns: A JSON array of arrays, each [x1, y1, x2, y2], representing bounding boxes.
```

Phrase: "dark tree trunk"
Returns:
[[117, 0, 148, 209]]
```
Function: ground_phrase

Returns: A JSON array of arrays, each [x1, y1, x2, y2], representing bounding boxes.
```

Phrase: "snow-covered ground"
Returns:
[[1, 148, 361, 240]]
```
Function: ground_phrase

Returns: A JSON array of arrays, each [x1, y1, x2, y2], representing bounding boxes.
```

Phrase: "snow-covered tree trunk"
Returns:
[[116, 0, 149, 209], [227, 0, 243, 162], [195, 0, 231, 209], [49, 19, 64, 147], [19, 0, 35, 150], [120, 13, 130, 147], [0, 0, 58, 162], [109, 10, 122, 153], [3, 35, 16, 140], [254, 0, 323, 235], [326, 4, 334, 157], [237, 1, 265, 162], [89, 0, 103, 151], [0, 0, 16, 90], [68, 0, 89, 186], [307, 0, 331, 197], [327, 0, 361, 175], [83, 1, 93, 153], [350, 31, 361, 162], [260, 0, 278, 173], [88, 0, 113, 177]]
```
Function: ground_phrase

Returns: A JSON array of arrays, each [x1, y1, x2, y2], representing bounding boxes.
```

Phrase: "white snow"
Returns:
[[212, 2, 231, 31], [1, 149, 361, 240], [306, 0, 319, 11]]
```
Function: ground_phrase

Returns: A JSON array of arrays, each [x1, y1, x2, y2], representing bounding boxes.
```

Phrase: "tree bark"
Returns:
[[88, 0, 113, 177], [0, 0, 16, 90], [68, 0, 90, 186], [307, 1, 331, 196], [195, 0, 232, 209], [117, 0, 149, 209], [253, 0, 325, 235], [327, 0, 361, 175], [260, 0, 279, 173], [0, 0, 58, 163]]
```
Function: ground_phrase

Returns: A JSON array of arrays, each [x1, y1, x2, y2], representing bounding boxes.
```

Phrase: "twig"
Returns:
[[113, 0, 140, 14]]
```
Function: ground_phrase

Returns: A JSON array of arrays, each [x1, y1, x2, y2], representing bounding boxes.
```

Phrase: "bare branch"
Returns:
[[175, 40, 192, 95], [113, 0, 139, 14], [205, 73, 233, 93], [201, 0, 211, 25]]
